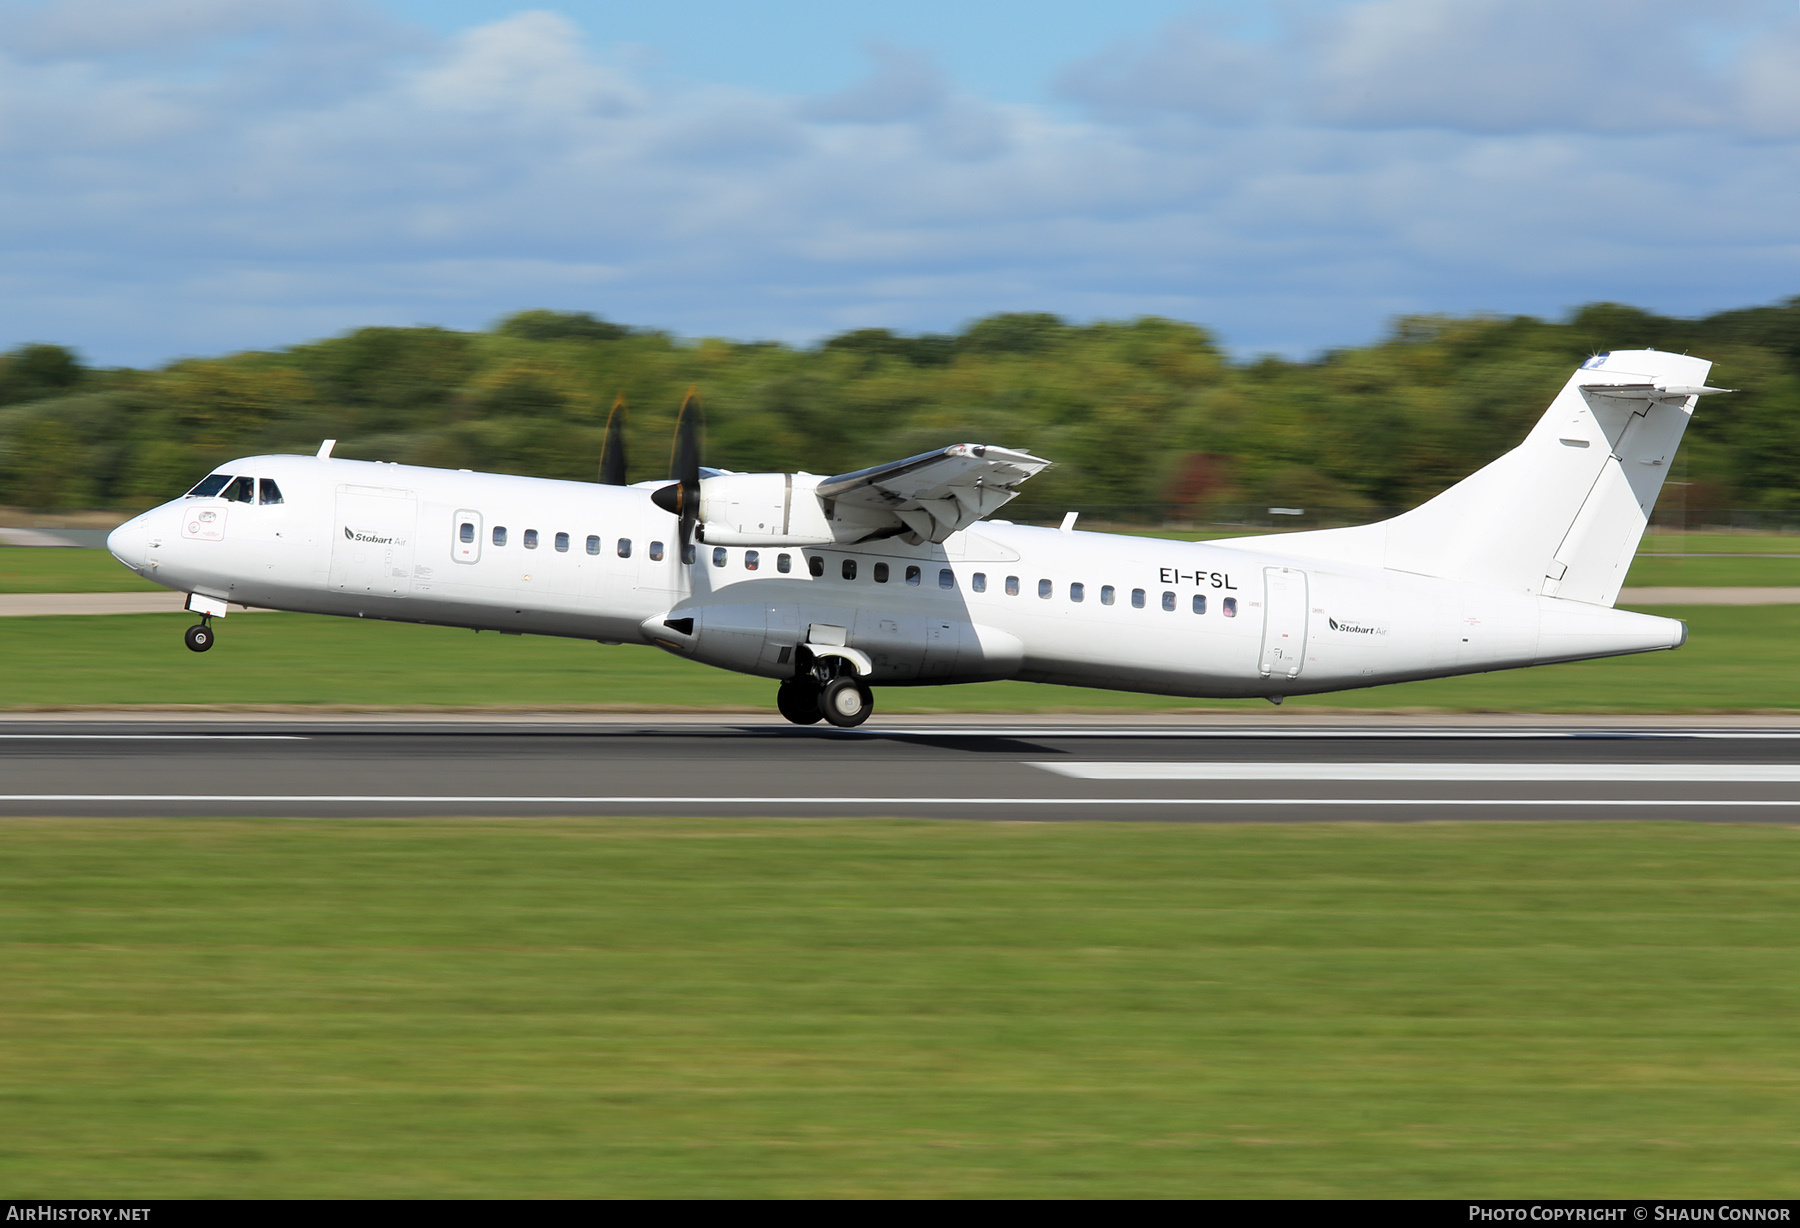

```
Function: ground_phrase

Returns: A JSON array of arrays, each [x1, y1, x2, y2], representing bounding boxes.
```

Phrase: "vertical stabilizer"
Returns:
[[1223, 350, 1725, 607]]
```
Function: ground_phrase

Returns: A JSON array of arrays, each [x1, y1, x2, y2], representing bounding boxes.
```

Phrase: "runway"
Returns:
[[6, 718, 1800, 819]]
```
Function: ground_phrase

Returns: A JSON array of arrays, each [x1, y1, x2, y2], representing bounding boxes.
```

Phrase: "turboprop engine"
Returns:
[[693, 472, 872, 547]]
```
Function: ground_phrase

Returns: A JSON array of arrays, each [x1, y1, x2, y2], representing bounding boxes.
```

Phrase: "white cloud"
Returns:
[[802, 43, 948, 124], [0, 0, 1796, 366]]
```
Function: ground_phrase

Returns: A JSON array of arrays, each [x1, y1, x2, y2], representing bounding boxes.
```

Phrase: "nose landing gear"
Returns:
[[184, 619, 214, 653]]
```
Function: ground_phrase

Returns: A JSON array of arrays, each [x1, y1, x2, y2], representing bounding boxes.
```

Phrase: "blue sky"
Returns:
[[1, 0, 1797, 366], [374, 0, 1205, 103]]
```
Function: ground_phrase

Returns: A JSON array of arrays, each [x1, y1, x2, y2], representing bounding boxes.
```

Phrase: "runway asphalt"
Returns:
[[7, 718, 1800, 819]]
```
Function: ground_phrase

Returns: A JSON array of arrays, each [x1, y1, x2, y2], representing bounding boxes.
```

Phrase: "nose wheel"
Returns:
[[184, 620, 214, 653]]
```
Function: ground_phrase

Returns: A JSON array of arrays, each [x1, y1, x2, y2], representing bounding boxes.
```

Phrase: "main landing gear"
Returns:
[[777, 678, 824, 724], [184, 618, 214, 653], [777, 662, 874, 728], [820, 676, 873, 727]]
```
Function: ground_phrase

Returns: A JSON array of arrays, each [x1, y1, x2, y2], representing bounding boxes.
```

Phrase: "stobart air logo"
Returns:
[[1327, 616, 1387, 636], [344, 527, 395, 545]]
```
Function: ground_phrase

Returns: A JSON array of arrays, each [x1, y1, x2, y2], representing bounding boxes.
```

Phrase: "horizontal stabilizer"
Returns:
[[1580, 382, 1733, 403]]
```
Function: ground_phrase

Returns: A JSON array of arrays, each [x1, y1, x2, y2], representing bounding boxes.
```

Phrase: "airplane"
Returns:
[[104, 350, 1724, 726]]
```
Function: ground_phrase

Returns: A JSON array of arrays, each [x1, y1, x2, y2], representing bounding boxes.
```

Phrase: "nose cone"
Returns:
[[106, 514, 150, 573]]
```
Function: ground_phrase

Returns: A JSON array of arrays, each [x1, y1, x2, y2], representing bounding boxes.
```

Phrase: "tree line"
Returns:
[[2, 299, 1798, 519]]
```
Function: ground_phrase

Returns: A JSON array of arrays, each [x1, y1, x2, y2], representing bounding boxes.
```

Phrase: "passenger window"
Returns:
[[972, 572, 986, 593], [650, 541, 664, 562], [1005, 575, 1019, 596], [617, 538, 631, 558], [1101, 585, 1115, 606], [224, 476, 255, 503], [808, 556, 824, 577], [493, 526, 508, 547], [1162, 591, 1176, 611], [1071, 582, 1085, 603], [745, 550, 759, 571], [905, 565, 921, 586], [555, 532, 569, 553], [842, 559, 857, 580], [524, 529, 539, 550], [586, 535, 600, 555], [939, 568, 954, 589], [873, 562, 889, 583], [777, 553, 792, 574], [714, 547, 729, 568], [1131, 588, 1146, 608], [1038, 579, 1052, 599], [187, 474, 231, 498], [1192, 594, 1206, 615], [682, 544, 696, 564], [460, 522, 476, 544], [259, 479, 284, 505], [1223, 597, 1238, 617]]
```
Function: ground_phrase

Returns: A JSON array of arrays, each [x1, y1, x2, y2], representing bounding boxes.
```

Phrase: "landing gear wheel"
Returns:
[[819, 675, 873, 728], [776, 680, 823, 725], [184, 623, 214, 653]]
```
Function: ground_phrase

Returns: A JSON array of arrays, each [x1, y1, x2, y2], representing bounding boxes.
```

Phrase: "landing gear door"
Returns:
[[330, 486, 418, 597], [1259, 566, 1308, 680]]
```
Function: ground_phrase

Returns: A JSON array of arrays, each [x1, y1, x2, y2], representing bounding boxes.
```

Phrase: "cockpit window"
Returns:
[[222, 476, 255, 503], [259, 479, 283, 505], [187, 474, 231, 499]]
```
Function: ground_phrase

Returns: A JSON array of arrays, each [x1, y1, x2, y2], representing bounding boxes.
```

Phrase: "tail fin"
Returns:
[[1227, 350, 1727, 606]]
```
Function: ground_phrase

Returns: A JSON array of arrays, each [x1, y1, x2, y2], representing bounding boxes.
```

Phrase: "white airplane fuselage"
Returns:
[[105, 451, 1685, 703]]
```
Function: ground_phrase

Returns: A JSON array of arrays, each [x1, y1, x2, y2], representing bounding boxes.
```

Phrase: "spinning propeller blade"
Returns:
[[650, 387, 704, 557], [598, 394, 629, 485]]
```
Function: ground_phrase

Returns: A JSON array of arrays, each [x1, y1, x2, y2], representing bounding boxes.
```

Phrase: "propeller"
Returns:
[[598, 394, 629, 485], [650, 387, 703, 559]]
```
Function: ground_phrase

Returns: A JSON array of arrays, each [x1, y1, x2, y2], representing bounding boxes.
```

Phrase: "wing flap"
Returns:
[[817, 444, 1050, 543]]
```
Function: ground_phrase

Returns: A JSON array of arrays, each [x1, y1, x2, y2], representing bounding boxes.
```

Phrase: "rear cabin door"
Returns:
[[1258, 566, 1308, 680], [330, 485, 418, 597]]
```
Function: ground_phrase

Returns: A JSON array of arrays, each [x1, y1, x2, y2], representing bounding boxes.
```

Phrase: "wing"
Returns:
[[815, 444, 1050, 543]]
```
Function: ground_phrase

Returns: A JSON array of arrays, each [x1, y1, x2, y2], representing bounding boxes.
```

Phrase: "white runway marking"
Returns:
[[3, 795, 1800, 808], [0, 734, 306, 741], [1036, 761, 1800, 781]]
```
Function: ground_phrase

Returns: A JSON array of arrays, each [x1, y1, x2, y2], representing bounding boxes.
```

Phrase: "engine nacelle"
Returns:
[[697, 472, 893, 547]]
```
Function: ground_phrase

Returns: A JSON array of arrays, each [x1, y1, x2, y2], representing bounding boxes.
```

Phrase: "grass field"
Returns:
[[0, 546, 165, 593], [1623, 555, 1800, 587], [0, 603, 1784, 712], [2, 817, 1796, 1197]]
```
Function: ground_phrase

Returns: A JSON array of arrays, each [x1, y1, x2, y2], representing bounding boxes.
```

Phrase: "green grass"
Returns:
[[1624, 555, 1800, 587], [2, 818, 1796, 1196], [0, 545, 163, 593], [0, 604, 1789, 712], [1638, 533, 1800, 554]]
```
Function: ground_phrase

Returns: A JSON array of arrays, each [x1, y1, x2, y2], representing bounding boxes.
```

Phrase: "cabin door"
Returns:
[[1258, 566, 1308, 680], [330, 485, 418, 597]]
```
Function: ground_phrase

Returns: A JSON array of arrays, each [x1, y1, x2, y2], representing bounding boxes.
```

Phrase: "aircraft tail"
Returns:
[[1227, 350, 1725, 606]]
